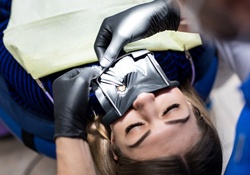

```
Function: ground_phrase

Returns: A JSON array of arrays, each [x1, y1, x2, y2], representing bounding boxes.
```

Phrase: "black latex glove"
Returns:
[[94, 0, 180, 67], [53, 66, 101, 140]]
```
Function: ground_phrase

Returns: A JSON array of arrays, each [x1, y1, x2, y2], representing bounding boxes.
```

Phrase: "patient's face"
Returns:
[[110, 87, 201, 160]]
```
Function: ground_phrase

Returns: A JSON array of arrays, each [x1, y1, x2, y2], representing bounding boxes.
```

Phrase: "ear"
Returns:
[[110, 131, 119, 161]]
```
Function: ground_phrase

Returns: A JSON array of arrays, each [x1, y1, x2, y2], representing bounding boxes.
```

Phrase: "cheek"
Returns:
[[167, 89, 187, 103], [110, 125, 121, 146], [110, 126, 126, 150], [111, 123, 124, 140]]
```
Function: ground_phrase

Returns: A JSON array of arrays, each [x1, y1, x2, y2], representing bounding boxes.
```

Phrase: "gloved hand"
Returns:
[[53, 66, 101, 141], [94, 0, 180, 67]]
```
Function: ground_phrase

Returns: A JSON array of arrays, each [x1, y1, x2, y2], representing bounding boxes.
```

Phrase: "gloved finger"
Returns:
[[103, 49, 127, 67], [94, 21, 112, 61], [63, 69, 81, 79], [117, 49, 127, 58], [53, 69, 79, 87], [76, 66, 101, 81], [100, 35, 129, 67], [94, 36, 110, 62], [90, 66, 102, 78]]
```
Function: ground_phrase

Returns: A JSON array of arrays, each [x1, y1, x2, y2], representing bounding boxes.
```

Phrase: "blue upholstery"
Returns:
[[0, 74, 56, 158], [194, 51, 218, 102]]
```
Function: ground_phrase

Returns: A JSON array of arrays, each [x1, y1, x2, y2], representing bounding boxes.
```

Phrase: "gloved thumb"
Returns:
[[100, 35, 128, 67]]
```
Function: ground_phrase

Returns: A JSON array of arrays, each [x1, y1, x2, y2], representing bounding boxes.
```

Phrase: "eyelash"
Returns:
[[125, 122, 144, 134], [125, 104, 180, 134], [162, 103, 180, 116]]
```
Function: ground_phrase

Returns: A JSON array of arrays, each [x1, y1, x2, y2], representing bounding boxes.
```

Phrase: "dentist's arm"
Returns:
[[53, 67, 100, 175], [56, 138, 96, 175]]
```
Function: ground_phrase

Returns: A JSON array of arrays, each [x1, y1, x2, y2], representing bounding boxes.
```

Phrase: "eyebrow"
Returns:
[[165, 115, 190, 124], [127, 115, 190, 148], [128, 130, 151, 148]]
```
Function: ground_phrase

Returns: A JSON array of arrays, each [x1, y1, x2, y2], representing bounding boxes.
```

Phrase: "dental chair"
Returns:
[[0, 50, 218, 159]]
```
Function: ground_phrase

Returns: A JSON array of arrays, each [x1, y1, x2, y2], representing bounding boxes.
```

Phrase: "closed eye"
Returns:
[[162, 103, 180, 116], [125, 122, 144, 135]]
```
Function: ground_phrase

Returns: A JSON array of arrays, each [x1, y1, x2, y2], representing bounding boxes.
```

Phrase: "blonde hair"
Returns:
[[87, 115, 115, 175], [87, 84, 222, 175]]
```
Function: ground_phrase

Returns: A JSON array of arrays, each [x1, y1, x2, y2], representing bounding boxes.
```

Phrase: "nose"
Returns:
[[132, 92, 155, 110]]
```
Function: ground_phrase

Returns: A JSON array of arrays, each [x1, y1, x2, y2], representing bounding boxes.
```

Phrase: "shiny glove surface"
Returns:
[[53, 66, 101, 140], [94, 0, 180, 67]]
